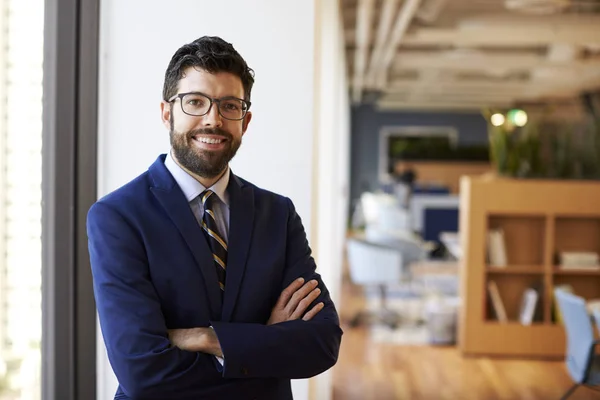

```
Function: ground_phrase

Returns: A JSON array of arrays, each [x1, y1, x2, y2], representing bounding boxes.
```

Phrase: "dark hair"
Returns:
[[162, 36, 255, 102]]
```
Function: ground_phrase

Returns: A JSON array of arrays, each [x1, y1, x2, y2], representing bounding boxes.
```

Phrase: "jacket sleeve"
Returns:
[[211, 197, 343, 379], [87, 202, 222, 399]]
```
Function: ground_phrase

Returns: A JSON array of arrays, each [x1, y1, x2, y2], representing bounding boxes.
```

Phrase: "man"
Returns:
[[87, 36, 342, 399]]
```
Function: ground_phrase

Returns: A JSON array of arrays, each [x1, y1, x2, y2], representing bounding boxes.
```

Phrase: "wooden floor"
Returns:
[[332, 281, 600, 400]]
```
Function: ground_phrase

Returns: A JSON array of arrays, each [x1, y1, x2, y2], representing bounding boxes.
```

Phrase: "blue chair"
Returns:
[[554, 289, 600, 399]]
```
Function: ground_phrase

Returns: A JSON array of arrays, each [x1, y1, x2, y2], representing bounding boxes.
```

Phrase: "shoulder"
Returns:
[[88, 170, 153, 219], [234, 174, 295, 212]]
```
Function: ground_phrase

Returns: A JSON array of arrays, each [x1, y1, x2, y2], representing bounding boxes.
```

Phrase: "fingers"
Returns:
[[302, 302, 324, 321], [291, 286, 321, 320], [277, 277, 305, 308], [286, 279, 318, 313], [271, 277, 324, 325]]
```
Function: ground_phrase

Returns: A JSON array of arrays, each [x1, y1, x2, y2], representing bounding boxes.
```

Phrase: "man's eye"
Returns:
[[188, 99, 204, 107]]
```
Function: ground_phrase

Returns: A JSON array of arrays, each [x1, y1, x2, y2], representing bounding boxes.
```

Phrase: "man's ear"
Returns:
[[160, 101, 171, 130], [242, 111, 252, 135]]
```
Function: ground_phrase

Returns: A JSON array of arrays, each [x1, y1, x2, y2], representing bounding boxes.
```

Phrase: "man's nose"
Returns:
[[202, 102, 223, 127]]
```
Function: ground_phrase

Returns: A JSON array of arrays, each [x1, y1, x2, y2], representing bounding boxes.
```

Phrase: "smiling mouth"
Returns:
[[194, 136, 227, 144]]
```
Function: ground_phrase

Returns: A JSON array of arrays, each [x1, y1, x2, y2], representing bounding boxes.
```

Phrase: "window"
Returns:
[[0, 0, 44, 398]]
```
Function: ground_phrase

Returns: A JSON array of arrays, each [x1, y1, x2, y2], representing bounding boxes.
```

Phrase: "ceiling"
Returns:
[[342, 0, 600, 114]]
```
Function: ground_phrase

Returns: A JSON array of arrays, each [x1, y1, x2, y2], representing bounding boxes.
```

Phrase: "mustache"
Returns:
[[187, 128, 232, 140]]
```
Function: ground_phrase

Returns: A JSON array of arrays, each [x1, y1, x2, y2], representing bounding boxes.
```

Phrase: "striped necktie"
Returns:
[[200, 190, 227, 293]]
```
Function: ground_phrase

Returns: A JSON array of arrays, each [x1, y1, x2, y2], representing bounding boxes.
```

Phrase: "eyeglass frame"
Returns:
[[167, 91, 252, 121]]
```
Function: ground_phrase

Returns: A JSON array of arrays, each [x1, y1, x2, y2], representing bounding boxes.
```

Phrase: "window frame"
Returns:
[[42, 0, 99, 399]]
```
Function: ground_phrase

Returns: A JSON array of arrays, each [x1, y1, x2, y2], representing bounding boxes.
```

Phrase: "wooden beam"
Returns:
[[389, 52, 587, 72], [405, 70, 442, 102], [415, 0, 448, 23], [344, 15, 600, 47], [377, 79, 589, 101], [382, 80, 533, 93], [351, 0, 375, 103], [375, 0, 422, 89], [364, 0, 399, 88], [531, 73, 600, 98], [457, 14, 600, 29], [364, 72, 598, 97], [376, 100, 512, 111], [377, 79, 597, 103], [383, 91, 520, 103], [403, 27, 600, 47]]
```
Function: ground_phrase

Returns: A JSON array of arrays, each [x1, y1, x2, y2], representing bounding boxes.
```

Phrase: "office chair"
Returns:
[[554, 288, 600, 400], [346, 238, 409, 329]]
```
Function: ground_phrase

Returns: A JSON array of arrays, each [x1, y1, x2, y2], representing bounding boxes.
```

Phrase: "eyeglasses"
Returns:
[[168, 91, 251, 121]]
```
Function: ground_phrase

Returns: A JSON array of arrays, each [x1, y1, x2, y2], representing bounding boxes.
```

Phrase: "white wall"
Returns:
[[313, 0, 351, 305], [97, 1, 349, 399]]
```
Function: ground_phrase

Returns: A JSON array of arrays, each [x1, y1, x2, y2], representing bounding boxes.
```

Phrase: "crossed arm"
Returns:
[[87, 200, 342, 399], [168, 277, 325, 357]]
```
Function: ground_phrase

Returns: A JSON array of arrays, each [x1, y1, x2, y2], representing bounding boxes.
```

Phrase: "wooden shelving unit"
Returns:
[[459, 176, 600, 358], [486, 265, 545, 274], [553, 267, 600, 276]]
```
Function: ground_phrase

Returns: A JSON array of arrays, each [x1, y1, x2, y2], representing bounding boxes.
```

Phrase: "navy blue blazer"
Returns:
[[87, 154, 343, 400]]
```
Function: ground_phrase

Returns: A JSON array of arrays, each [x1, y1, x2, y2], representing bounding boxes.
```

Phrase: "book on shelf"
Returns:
[[558, 251, 600, 270], [559, 264, 600, 271], [487, 280, 507, 323], [519, 288, 539, 325], [487, 229, 507, 267]]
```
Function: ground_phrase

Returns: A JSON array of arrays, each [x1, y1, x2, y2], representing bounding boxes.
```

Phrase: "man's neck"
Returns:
[[171, 153, 227, 189]]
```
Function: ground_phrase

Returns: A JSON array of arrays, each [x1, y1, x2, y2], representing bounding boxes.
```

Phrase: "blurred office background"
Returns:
[[0, 0, 599, 399]]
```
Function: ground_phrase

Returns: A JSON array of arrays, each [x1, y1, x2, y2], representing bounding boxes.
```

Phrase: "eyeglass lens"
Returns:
[[181, 93, 247, 120]]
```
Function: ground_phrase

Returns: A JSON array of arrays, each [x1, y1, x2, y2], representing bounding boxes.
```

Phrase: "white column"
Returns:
[[311, 1, 350, 399]]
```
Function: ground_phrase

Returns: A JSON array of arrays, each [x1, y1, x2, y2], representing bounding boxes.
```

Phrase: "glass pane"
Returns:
[[0, 0, 44, 399]]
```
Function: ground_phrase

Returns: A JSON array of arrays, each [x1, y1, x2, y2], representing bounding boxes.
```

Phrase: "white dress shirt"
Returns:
[[164, 150, 229, 366], [164, 150, 230, 240]]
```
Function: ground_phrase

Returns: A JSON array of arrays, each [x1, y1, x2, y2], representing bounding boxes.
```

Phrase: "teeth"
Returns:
[[198, 137, 223, 144]]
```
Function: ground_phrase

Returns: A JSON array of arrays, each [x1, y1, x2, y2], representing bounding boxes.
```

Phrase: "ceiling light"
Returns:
[[507, 109, 528, 127], [491, 113, 506, 127]]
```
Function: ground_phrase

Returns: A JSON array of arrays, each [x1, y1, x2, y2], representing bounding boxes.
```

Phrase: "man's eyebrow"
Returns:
[[186, 90, 244, 99]]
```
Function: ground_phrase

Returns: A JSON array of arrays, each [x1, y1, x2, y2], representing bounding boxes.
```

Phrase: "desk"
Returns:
[[411, 260, 459, 277], [411, 260, 460, 297]]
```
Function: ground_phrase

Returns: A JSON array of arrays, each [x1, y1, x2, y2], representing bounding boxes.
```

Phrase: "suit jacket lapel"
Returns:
[[222, 172, 254, 321], [148, 155, 223, 320]]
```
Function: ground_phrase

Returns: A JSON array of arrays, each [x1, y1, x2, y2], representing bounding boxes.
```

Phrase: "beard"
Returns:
[[170, 121, 241, 179]]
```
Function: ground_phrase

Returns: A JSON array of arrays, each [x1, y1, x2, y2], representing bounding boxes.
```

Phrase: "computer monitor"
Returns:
[[409, 194, 460, 233], [423, 208, 459, 243]]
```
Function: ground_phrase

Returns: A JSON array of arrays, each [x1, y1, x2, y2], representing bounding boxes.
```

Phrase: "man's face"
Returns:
[[160, 67, 252, 179]]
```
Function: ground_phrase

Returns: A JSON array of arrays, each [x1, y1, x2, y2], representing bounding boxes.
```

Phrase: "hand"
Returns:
[[168, 327, 223, 357], [267, 277, 325, 325]]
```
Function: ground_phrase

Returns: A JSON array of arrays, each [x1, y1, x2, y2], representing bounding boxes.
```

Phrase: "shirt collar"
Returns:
[[164, 150, 230, 206]]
